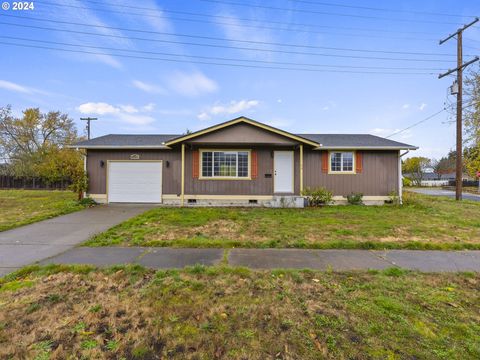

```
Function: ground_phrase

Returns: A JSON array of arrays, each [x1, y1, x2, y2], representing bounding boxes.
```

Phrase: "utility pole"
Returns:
[[439, 17, 479, 201], [80, 117, 98, 140]]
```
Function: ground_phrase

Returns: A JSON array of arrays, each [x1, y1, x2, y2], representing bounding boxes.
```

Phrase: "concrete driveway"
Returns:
[[0, 204, 153, 276], [408, 188, 480, 201]]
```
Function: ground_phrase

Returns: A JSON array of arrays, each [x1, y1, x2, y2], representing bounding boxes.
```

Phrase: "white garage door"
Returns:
[[108, 161, 162, 203]]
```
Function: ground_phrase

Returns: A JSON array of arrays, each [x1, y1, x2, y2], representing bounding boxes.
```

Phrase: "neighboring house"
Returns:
[[404, 172, 474, 187], [73, 116, 417, 206]]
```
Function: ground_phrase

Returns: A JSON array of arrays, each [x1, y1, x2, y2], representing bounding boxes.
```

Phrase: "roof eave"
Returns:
[[164, 117, 320, 147], [314, 146, 418, 150], [68, 145, 172, 150]]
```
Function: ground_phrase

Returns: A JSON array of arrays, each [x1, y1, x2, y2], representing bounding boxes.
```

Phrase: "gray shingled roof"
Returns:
[[297, 134, 417, 149], [73, 134, 179, 148], [73, 133, 416, 149]]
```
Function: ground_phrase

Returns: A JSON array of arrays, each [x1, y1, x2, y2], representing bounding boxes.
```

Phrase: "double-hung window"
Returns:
[[330, 152, 354, 173], [201, 150, 250, 178]]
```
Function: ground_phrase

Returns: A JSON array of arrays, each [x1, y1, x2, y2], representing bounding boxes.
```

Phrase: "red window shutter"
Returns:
[[321, 151, 329, 173], [356, 152, 363, 173], [192, 150, 199, 178], [251, 151, 258, 179]]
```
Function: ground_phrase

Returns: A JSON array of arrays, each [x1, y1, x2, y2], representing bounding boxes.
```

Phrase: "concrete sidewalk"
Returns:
[[0, 205, 153, 277], [39, 247, 480, 272], [408, 188, 480, 202]]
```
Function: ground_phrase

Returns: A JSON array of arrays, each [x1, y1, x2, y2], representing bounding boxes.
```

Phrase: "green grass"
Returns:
[[85, 192, 480, 250], [0, 264, 479, 359], [0, 190, 88, 232]]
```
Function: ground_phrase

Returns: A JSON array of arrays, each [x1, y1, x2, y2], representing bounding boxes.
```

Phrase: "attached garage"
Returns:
[[107, 161, 162, 203]]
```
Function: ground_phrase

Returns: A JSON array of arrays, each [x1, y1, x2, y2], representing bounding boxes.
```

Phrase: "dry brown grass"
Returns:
[[86, 192, 480, 250], [1, 265, 479, 359]]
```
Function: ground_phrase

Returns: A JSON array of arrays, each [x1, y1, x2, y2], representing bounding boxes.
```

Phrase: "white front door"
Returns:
[[108, 161, 162, 203], [274, 151, 294, 193]]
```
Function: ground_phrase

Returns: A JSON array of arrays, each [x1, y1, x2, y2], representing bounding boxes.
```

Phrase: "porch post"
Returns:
[[299, 144, 304, 194], [181, 144, 185, 206]]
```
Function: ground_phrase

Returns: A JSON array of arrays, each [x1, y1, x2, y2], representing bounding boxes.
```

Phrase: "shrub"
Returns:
[[301, 187, 333, 206], [402, 177, 413, 187], [387, 190, 401, 205], [77, 197, 96, 207], [346, 193, 363, 205]]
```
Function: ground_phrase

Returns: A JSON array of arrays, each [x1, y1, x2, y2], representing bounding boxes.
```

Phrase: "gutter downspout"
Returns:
[[399, 150, 410, 205], [181, 144, 185, 207], [299, 144, 304, 194]]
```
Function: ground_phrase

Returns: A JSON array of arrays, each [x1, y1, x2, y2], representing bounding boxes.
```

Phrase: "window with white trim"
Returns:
[[201, 150, 250, 178], [330, 152, 354, 172]]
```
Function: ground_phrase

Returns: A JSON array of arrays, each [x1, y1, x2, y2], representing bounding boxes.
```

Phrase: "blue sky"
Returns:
[[0, 0, 479, 159]]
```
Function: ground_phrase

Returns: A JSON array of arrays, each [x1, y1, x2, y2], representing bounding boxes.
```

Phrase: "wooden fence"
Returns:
[[0, 175, 71, 190]]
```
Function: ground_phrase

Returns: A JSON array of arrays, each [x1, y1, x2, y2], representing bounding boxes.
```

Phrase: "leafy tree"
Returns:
[[432, 151, 456, 179], [464, 145, 480, 179], [464, 68, 480, 144], [402, 157, 431, 186], [0, 106, 87, 198]]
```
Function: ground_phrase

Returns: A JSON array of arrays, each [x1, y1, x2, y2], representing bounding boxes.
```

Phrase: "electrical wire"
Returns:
[[0, 13, 458, 57], [283, 0, 473, 18], [386, 101, 479, 138], [197, 0, 463, 25], [0, 22, 456, 63], [30, 1, 440, 42], [0, 35, 448, 71], [47, 0, 451, 36], [0, 41, 438, 75]]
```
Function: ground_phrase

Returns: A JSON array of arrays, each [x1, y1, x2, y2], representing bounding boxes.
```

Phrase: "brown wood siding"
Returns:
[[86, 148, 398, 198], [187, 122, 299, 145], [303, 150, 399, 196], [185, 147, 277, 195], [86, 150, 181, 194]]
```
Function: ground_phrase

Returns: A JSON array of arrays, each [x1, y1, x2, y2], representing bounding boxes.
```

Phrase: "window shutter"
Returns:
[[251, 151, 258, 179], [321, 151, 329, 173], [356, 152, 363, 173], [193, 150, 199, 178]]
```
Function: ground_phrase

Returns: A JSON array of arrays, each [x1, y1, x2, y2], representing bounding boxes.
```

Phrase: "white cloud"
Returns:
[[77, 102, 118, 115], [218, 11, 274, 60], [419, 103, 427, 111], [142, 103, 156, 112], [168, 71, 218, 97], [402, 104, 410, 109], [118, 113, 155, 125], [198, 100, 260, 120], [119, 105, 139, 113], [132, 80, 166, 94], [0, 80, 32, 94], [77, 102, 155, 125]]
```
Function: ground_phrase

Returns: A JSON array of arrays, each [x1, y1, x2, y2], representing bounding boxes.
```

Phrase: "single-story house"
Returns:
[[73, 116, 417, 206]]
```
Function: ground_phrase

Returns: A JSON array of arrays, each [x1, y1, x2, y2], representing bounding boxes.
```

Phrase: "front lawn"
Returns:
[[86, 192, 480, 250], [0, 190, 87, 232], [0, 265, 478, 359]]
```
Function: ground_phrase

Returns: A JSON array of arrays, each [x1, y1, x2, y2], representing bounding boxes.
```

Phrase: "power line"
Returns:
[[30, 1, 440, 42], [386, 101, 479, 138], [385, 109, 447, 138], [0, 13, 459, 58], [283, 0, 473, 18], [47, 0, 450, 37], [0, 35, 447, 71], [198, 0, 463, 25], [0, 41, 438, 75], [0, 21, 456, 64]]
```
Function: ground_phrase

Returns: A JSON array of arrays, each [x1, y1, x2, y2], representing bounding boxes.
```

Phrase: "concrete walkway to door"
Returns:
[[40, 247, 480, 273], [0, 204, 154, 276]]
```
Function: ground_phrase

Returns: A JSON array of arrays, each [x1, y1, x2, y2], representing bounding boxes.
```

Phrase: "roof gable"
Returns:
[[186, 122, 299, 145], [164, 117, 319, 147]]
